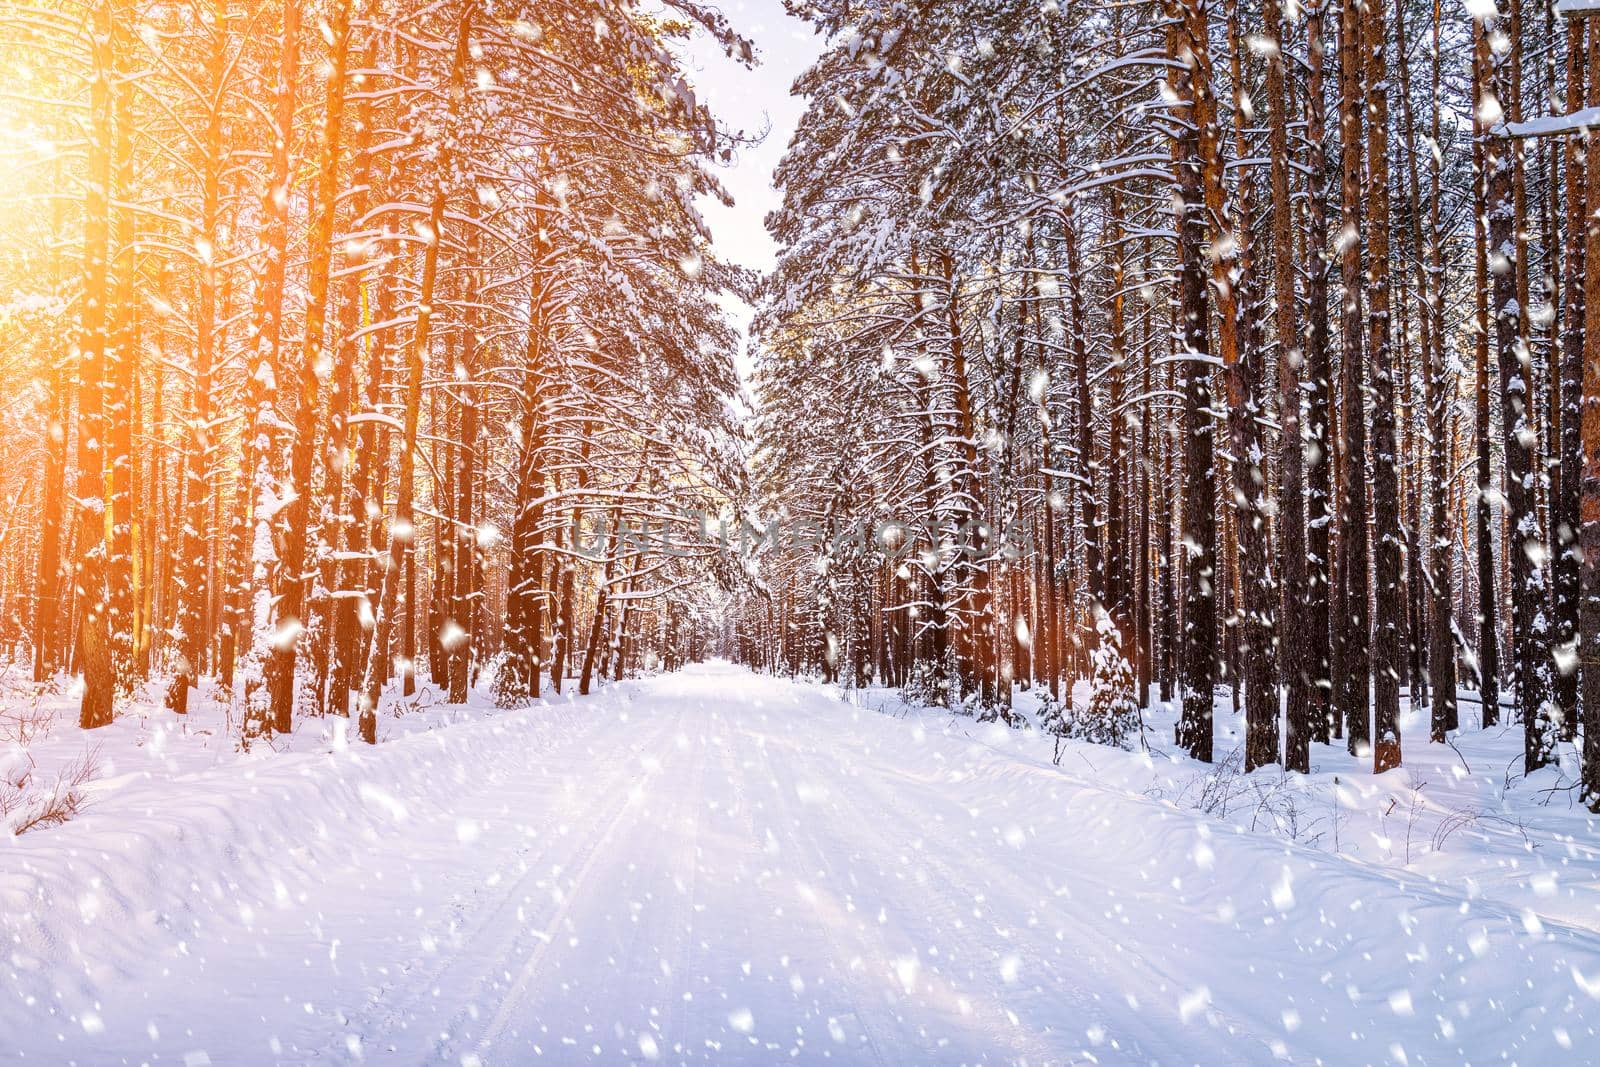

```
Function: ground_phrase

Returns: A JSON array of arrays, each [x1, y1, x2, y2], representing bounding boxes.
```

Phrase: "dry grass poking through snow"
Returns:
[[0, 669, 103, 835]]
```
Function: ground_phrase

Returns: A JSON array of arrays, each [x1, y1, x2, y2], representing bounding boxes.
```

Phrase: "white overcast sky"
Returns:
[[679, 0, 819, 276]]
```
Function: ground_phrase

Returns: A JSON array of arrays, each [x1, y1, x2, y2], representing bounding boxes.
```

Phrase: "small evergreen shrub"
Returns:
[[1038, 613, 1141, 760]]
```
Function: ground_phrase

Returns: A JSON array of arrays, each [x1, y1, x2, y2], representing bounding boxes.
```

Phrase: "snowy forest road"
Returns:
[[9, 663, 1599, 1064]]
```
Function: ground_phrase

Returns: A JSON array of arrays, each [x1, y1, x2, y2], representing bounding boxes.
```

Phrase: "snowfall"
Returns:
[[2, 661, 1598, 1065]]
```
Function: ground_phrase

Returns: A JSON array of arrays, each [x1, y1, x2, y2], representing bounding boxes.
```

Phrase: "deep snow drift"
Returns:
[[3, 663, 1598, 1064]]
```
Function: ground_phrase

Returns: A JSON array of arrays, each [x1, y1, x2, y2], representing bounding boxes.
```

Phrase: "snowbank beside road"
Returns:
[[2, 675, 598, 1033]]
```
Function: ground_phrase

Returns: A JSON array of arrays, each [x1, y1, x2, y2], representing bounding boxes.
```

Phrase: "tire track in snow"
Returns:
[[736, 710, 896, 1065], [458, 706, 684, 1059], [333, 700, 679, 1060], [705, 704, 894, 1065], [836, 739, 1245, 1064], [762, 714, 1074, 1065]]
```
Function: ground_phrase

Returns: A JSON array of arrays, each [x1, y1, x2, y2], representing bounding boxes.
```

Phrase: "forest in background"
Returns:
[[742, 0, 1600, 801], [0, 0, 1599, 806], [0, 0, 752, 744]]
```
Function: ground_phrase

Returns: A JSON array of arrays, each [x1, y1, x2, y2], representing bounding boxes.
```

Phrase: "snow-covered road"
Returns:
[[7, 663, 1599, 1064]]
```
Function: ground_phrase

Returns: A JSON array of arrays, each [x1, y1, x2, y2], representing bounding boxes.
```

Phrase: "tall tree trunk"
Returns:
[[447, 235, 482, 705], [164, 16, 229, 715], [74, 0, 117, 729], [322, 38, 381, 717], [553, 419, 596, 691], [1552, 15, 1584, 744], [266, 0, 351, 731], [1035, 281, 1061, 702], [938, 252, 994, 702], [34, 157, 70, 684], [1218, 1, 1277, 771], [1265, 0, 1308, 771], [235, 0, 302, 738], [1421, 0, 1459, 742], [104, 0, 137, 697], [1577, 14, 1600, 810], [1365, 0, 1403, 773], [1303, 0, 1335, 744], [1473, 26, 1502, 728], [1170, 0, 1218, 763], [1104, 185, 1133, 667], [497, 266, 552, 705], [1490, 4, 1555, 771], [1064, 203, 1100, 628], [1336, 0, 1371, 756]]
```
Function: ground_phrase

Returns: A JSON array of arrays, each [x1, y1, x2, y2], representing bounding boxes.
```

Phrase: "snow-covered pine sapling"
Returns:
[[1039, 610, 1141, 760], [1085, 610, 1140, 748]]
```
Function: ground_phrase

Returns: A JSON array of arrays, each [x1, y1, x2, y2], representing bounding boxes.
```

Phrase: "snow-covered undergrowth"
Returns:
[[863, 678, 1600, 933], [1, 665, 601, 1031]]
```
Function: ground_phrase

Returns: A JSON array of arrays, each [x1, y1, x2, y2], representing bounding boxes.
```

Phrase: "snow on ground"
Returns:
[[3, 662, 1598, 1064], [970, 679, 1600, 932]]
